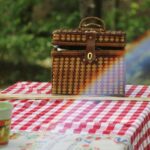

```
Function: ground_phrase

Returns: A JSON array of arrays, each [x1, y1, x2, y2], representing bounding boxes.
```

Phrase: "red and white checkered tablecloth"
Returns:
[[1, 82, 150, 150]]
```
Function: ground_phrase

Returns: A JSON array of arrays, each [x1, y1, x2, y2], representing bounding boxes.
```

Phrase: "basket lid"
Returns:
[[52, 17, 126, 48]]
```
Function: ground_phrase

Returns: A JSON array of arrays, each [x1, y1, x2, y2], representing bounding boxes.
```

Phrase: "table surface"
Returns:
[[1, 82, 150, 150], [0, 131, 129, 150]]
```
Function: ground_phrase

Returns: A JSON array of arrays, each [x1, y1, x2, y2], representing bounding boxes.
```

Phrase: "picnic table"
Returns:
[[0, 81, 150, 150]]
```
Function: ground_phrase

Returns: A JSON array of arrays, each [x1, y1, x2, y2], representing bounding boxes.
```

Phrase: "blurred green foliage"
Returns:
[[0, 0, 80, 65], [120, 1, 150, 41], [104, 1, 150, 41], [0, 0, 149, 86]]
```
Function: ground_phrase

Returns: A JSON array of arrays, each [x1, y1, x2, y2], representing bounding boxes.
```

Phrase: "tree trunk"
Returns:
[[94, 0, 103, 18], [79, 0, 103, 18], [114, 0, 120, 29]]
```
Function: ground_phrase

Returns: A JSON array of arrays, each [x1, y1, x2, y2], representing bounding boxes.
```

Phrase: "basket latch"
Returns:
[[84, 31, 96, 63], [78, 17, 105, 63]]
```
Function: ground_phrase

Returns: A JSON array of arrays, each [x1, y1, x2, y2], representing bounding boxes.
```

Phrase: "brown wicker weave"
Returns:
[[51, 17, 126, 96]]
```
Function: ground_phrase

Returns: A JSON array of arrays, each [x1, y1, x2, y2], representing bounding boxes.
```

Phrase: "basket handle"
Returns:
[[79, 16, 105, 31]]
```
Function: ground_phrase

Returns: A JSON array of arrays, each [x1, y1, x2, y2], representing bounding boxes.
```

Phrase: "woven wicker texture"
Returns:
[[52, 17, 126, 96], [52, 55, 125, 96]]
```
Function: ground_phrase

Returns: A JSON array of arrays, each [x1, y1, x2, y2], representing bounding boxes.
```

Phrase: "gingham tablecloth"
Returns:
[[1, 82, 150, 150]]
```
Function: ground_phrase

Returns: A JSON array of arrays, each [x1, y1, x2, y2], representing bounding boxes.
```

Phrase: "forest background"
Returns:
[[0, 0, 150, 88]]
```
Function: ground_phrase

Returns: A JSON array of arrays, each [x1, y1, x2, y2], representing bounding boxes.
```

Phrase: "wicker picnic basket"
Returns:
[[51, 17, 126, 96]]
